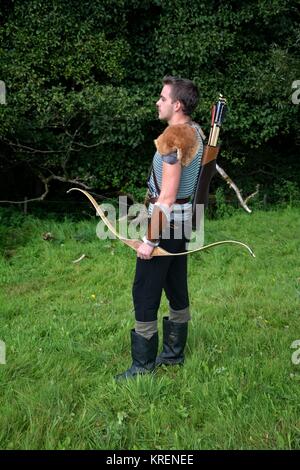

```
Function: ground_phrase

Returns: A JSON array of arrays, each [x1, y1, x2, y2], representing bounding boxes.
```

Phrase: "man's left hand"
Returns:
[[137, 242, 155, 260]]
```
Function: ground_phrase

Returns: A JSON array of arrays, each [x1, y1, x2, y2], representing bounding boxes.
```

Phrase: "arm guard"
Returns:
[[146, 202, 172, 244]]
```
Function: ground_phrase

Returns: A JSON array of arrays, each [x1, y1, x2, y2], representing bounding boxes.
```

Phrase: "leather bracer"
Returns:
[[146, 203, 171, 244]]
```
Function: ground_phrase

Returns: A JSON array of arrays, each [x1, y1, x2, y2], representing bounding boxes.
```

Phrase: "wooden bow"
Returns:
[[67, 188, 255, 258]]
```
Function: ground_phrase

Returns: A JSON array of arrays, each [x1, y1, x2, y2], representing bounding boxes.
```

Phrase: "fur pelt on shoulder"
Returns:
[[154, 123, 200, 167]]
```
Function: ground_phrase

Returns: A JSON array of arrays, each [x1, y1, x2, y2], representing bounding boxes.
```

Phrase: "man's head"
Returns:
[[156, 75, 199, 123]]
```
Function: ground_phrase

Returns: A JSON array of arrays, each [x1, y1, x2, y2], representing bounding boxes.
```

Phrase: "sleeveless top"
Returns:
[[147, 122, 204, 221]]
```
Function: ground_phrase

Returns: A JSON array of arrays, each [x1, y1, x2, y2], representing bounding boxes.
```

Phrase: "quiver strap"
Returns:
[[191, 145, 220, 231]]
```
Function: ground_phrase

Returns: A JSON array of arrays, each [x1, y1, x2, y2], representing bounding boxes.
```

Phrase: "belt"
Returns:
[[149, 197, 191, 205]]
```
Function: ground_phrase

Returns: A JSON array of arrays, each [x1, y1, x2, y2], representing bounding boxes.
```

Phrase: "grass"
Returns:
[[0, 206, 300, 450]]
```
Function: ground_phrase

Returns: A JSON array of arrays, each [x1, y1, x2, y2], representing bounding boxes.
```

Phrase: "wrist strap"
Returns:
[[142, 236, 159, 247]]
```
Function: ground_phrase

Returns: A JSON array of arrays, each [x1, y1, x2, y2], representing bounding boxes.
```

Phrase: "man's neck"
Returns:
[[168, 114, 191, 126]]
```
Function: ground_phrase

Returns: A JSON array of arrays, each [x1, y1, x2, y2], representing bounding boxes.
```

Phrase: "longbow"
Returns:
[[67, 188, 255, 258]]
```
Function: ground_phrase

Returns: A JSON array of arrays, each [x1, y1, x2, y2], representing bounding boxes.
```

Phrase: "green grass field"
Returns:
[[0, 206, 300, 450]]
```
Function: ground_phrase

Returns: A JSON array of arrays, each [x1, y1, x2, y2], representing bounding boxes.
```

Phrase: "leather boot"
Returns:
[[156, 317, 188, 366], [115, 329, 158, 381]]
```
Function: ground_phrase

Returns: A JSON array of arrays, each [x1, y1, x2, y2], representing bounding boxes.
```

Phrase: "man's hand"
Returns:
[[137, 242, 155, 260]]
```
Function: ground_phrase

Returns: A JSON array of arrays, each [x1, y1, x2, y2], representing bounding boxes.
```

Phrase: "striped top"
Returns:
[[147, 122, 204, 221]]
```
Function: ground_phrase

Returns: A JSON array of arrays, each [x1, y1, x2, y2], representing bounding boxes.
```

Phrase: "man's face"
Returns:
[[156, 84, 177, 122]]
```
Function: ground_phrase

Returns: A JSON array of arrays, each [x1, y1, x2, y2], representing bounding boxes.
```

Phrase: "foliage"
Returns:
[[273, 180, 300, 207], [214, 187, 235, 219], [0, 0, 299, 202]]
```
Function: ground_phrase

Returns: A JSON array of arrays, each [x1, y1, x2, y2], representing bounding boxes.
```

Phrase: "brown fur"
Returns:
[[154, 124, 200, 167]]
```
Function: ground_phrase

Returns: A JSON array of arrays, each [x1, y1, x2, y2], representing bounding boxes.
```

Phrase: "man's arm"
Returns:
[[146, 160, 181, 243], [158, 160, 182, 206]]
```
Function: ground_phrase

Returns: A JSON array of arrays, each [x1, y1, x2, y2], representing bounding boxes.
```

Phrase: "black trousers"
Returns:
[[132, 222, 190, 322]]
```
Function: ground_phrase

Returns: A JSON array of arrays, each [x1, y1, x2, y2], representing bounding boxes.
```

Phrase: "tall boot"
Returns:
[[156, 316, 188, 366], [115, 329, 158, 381]]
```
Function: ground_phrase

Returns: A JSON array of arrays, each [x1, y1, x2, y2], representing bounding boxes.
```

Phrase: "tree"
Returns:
[[0, 0, 299, 204]]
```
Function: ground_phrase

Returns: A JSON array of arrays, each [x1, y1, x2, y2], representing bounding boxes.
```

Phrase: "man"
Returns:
[[115, 76, 204, 381]]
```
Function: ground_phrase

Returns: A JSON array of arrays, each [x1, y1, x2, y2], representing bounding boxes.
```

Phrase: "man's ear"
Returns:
[[174, 100, 181, 113]]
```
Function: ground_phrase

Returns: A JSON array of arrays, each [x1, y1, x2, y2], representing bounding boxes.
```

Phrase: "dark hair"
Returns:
[[162, 75, 199, 116]]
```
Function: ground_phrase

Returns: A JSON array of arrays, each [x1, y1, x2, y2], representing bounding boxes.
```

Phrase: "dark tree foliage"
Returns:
[[0, 0, 299, 204]]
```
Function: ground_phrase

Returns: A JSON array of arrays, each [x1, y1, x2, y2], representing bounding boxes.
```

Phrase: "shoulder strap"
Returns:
[[191, 122, 206, 141], [190, 124, 206, 198], [147, 161, 161, 196], [198, 127, 206, 141], [152, 165, 161, 195]]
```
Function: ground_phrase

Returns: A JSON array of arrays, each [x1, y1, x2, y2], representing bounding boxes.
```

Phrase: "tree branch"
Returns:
[[0, 172, 93, 204], [2, 138, 68, 154], [216, 164, 258, 213]]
